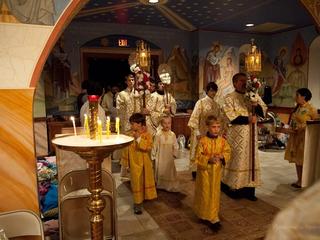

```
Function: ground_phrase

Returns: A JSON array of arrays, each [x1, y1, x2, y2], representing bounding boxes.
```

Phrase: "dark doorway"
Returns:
[[83, 52, 160, 91], [86, 54, 130, 91]]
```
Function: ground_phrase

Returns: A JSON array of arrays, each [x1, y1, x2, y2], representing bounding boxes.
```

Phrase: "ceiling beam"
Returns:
[[300, 0, 320, 32], [75, 2, 141, 18]]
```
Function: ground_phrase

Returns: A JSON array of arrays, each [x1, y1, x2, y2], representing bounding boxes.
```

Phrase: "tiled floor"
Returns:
[[115, 149, 303, 239]]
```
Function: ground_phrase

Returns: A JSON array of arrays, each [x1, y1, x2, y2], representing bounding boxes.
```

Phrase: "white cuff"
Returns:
[[195, 130, 201, 136]]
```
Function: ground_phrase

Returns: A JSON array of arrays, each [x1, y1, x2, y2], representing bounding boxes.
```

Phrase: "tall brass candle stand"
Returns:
[[53, 136, 133, 240]]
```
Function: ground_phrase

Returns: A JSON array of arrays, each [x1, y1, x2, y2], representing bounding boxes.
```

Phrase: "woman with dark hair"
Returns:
[[285, 88, 318, 188]]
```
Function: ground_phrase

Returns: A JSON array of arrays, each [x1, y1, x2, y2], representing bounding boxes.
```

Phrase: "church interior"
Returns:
[[1, 0, 320, 239]]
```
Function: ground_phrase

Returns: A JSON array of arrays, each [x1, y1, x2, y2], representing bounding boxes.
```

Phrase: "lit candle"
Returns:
[[70, 116, 77, 136], [97, 119, 102, 143], [106, 116, 110, 136], [84, 114, 90, 137], [115, 117, 120, 135]]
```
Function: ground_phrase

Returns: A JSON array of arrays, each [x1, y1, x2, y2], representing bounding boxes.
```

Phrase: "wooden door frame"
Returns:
[[80, 47, 163, 82]]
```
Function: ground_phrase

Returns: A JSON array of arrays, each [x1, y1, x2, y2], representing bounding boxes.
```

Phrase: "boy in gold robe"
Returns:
[[193, 115, 231, 230], [121, 113, 157, 214]]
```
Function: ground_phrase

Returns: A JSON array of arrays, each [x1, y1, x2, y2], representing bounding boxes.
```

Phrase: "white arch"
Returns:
[[308, 36, 320, 109]]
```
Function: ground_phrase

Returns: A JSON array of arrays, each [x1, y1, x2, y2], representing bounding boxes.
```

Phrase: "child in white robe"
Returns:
[[152, 116, 180, 192]]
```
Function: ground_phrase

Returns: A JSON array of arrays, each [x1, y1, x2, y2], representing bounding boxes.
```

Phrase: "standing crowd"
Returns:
[[77, 68, 318, 233]]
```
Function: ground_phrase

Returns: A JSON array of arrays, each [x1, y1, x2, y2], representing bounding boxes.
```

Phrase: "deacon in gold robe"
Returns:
[[188, 82, 225, 177], [121, 113, 157, 214], [193, 116, 231, 229], [221, 73, 267, 201], [146, 80, 176, 135]]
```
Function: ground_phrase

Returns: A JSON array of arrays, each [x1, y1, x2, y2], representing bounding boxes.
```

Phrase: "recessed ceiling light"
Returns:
[[246, 23, 254, 27], [139, 0, 167, 5]]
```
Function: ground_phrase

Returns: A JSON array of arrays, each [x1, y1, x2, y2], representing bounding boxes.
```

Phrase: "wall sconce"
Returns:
[[136, 40, 151, 72], [245, 39, 261, 73]]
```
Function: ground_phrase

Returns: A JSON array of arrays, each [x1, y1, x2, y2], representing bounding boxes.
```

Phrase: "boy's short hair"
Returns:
[[205, 115, 220, 126], [160, 115, 172, 124], [206, 82, 218, 93], [129, 113, 146, 126]]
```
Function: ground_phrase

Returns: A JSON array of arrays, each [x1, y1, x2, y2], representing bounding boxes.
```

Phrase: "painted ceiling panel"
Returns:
[[75, 0, 314, 33]]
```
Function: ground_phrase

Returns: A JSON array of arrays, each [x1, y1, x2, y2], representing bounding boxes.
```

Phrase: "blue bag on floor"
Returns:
[[43, 184, 58, 212]]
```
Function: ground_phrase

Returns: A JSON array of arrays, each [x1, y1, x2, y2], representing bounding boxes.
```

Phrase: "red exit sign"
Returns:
[[118, 39, 128, 47]]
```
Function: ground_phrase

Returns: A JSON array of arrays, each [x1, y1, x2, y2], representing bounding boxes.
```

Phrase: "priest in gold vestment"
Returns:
[[188, 82, 225, 177], [193, 116, 231, 229], [121, 113, 157, 214], [221, 73, 267, 201]]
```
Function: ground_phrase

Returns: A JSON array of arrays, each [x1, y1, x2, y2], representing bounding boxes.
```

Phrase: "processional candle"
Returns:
[[115, 117, 120, 135], [88, 95, 99, 140], [70, 116, 77, 136], [106, 116, 110, 136]]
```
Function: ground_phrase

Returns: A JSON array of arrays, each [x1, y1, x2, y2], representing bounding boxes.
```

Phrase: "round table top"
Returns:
[[52, 134, 133, 149]]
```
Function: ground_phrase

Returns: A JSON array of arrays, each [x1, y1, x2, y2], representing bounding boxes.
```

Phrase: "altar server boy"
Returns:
[[122, 113, 157, 214], [193, 115, 231, 230]]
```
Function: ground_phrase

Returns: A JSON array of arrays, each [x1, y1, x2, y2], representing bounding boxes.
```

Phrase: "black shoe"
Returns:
[[199, 219, 209, 225], [291, 183, 302, 189], [210, 222, 221, 232], [192, 171, 197, 180], [247, 195, 258, 201], [220, 182, 229, 192], [243, 187, 257, 201], [134, 205, 142, 215]]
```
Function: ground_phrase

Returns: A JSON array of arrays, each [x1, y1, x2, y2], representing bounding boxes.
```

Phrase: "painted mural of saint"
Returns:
[[216, 47, 237, 102], [272, 47, 287, 96], [290, 33, 308, 68], [287, 33, 308, 93], [167, 45, 191, 99], [203, 43, 222, 87]]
